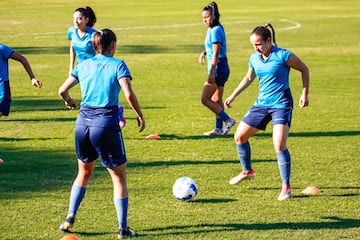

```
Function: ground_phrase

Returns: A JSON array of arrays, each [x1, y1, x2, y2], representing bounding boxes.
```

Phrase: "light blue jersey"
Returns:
[[72, 55, 132, 107], [0, 44, 14, 102], [67, 26, 97, 63], [249, 46, 293, 108], [205, 25, 227, 74]]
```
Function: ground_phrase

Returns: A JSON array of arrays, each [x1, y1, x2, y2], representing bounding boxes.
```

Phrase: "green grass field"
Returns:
[[1, 0, 359, 239]]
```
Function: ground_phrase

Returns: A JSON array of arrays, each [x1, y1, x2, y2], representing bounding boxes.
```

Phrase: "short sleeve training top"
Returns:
[[249, 46, 293, 108], [72, 55, 132, 107], [67, 26, 97, 63], [204, 25, 227, 74]]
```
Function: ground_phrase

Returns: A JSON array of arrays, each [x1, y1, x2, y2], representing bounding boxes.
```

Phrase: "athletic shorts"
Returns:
[[242, 106, 293, 130], [215, 57, 230, 87], [0, 81, 11, 116], [75, 124, 127, 168]]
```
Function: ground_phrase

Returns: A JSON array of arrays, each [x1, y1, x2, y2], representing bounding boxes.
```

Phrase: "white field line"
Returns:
[[3, 14, 360, 38], [3, 19, 299, 38]]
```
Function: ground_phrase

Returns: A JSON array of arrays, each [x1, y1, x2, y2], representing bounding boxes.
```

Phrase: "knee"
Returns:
[[274, 143, 287, 152], [234, 132, 248, 144]]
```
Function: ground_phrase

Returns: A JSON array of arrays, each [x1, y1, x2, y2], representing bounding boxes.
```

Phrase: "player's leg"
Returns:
[[273, 123, 292, 200], [229, 121, 259, 184]]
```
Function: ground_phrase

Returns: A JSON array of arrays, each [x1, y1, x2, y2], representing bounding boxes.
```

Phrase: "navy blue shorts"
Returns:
[[0, 81, 11, 116], [75, 124, 127, 168], [242, 106, 293, 130], [215, 57, 230, 87]]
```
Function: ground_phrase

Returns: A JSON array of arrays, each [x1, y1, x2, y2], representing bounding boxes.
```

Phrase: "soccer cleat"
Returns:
[[222, 118, 237, 135], [278, 186, 292, 201], [59, 216, 74, 232], [203, 128, 223, 136], [118, 228, 136, 239], [229, 169, 256, 185]]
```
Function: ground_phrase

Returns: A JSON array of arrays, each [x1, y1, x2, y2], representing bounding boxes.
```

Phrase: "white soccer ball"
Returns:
[[172, 176, 198, 201]]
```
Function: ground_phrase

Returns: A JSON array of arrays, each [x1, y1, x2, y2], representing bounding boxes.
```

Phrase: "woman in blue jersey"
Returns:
[[199, 2, 236, 136], [0, 44, 42, 162], [0, 44, 42, 118], [58, 29, 145, 239], [225, 23, 309, 201], [67, 6, 97, 74], [68, 6, 126, 128]]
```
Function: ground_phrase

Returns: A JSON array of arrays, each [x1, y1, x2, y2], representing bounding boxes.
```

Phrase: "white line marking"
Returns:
[[3, 18, 302, 38]]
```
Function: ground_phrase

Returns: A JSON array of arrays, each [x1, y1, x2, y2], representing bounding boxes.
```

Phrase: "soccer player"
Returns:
[[199, 2, 236, 136], [67, 6, 97, 74], [67, 6, 126, 128], [0, 44, 42, 118], [58, 29, 145, 239], [0, 43, 42, 162], [225, 23, 309, 200]]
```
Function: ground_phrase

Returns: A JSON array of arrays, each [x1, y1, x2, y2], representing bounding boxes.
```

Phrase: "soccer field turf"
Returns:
[[0, 0, 359, 239]]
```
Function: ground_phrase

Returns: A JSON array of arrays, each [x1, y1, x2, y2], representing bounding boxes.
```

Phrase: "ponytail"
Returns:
[[265, 23, 277, 46], [92, 29, 117, 54]]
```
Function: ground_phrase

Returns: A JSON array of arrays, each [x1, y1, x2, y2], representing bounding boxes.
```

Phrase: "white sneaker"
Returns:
[[203, 128, 223, 136], [222, 118, 236, 135], [229, 169, 256, 185], [278, 186, 292, 201]]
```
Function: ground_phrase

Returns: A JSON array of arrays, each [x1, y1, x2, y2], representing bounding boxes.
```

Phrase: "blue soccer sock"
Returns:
[[277, 149, 291, 187], [218, 110, 230, 122], [67, 185, 86, 219], [215, 118, 223, 129], [114, 198, 128, 230], [236, 141, 252, 172]]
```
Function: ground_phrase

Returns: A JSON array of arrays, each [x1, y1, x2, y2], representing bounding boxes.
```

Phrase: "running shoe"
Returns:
[[229, 169, 256, 185], [222, 118, 237, 135], [278, 186, 292, 201], [118, 228, 136, 239], [59, 216, 74, 232], [203, 128, 223, 136]]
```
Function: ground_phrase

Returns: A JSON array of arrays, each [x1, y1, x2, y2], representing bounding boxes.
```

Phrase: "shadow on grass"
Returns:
[[140, 216, 360, 236], [127, 158, 274, 169], [193, 198, 237, 204], [137, 130, 360, 141], [13, 44, 204, 55]]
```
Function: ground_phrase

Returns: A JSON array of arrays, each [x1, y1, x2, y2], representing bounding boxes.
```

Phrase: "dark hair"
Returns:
[[203, 2, 221, 27], [251, 23, 277, 46], [92, 29, 117, 54], [75, 6, 97, 27]]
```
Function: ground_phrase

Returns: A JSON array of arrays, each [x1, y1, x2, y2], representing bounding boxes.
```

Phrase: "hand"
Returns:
[[224, 97, 233, 109], [299, 94, 309, 108], [65, 98, 76, 109], [199, 51, 206, 65], [31, 78, 42, 88], [137, 116, 145, 132]]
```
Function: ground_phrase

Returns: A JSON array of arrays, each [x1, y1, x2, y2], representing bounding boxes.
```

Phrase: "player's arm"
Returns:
[[58, 75, 77, 109], [119, 77, 145, 132], [224, 67, 256, 108], [10, 51, 42, 88], [69, 42, 76, 76], [287, 54, 309, 108], [207, 43, 220, 83]]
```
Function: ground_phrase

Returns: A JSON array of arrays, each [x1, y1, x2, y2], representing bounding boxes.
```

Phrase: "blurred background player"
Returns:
[[199, 2, 236, 136], [58, 29, 145, 239], [225, 23, 309, 201]]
